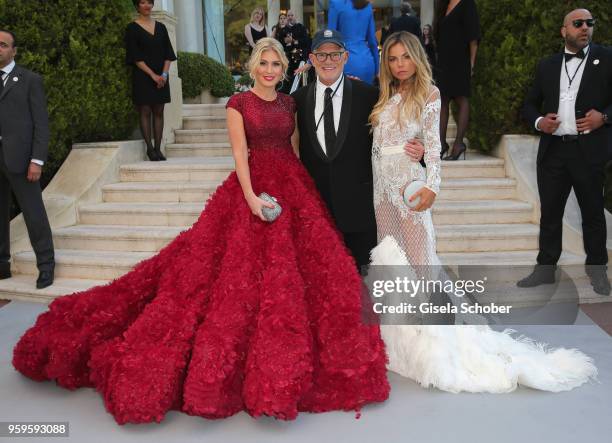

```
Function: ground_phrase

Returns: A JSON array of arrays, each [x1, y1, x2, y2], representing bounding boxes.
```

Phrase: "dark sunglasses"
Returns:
[[571, 18, 595, 28]]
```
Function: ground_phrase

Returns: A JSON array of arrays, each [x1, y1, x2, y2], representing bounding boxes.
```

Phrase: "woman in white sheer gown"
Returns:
[[368, 32, 597, 393]]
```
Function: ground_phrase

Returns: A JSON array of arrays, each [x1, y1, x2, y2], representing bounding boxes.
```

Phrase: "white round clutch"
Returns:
[[403, 180, 426, 208]]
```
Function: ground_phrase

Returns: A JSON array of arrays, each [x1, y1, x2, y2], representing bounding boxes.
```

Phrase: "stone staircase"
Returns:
[[0, 103, 600, 303]]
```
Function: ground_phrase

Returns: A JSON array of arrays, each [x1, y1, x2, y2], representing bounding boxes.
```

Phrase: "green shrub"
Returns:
[[177, 51, 235, 98], [0, 0, 136, 186], [469, 0, 612, 211], [237, 72, 253, 89]]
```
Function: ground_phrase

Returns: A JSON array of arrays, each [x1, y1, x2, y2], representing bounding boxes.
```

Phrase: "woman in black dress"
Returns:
[[434, 0, 481, 160], [271, 12, 287, 40], [244, 7, 269, 53], [422, 24, 437, 73], [125, 0, 177, 161]]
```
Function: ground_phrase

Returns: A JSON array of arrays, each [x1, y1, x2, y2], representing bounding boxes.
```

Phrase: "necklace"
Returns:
[[250, 87, 277, 102]]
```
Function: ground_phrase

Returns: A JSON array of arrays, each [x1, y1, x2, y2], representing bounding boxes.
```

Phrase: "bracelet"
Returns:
[[161, 72, 169, 79]]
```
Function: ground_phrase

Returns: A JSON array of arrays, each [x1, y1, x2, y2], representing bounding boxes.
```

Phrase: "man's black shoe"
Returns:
[[517, 265, 556, 288], [589, 273, 611, 296], [0, 263, 10, 279], [586, 266, 611, 296], [36, 269, 54, 289]]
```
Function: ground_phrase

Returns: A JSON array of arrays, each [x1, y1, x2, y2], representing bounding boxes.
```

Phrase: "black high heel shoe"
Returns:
[[443, 142, 467, 161], [440, 141, 450, 159], [146, 147, 160, 161], [154, 147, 167, 161]]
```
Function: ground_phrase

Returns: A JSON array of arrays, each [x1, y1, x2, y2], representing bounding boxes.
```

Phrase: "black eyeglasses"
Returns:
[[313, 51, 345, 62], [571, 18, 595, 28]]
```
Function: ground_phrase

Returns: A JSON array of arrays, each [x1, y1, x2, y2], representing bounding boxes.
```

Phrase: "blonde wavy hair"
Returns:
[[247, 37, 289, 83], [369, 31, 433, 128], [250, 7, 266, 26]]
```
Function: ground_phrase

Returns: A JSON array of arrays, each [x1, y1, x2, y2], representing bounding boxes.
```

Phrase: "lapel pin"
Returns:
[[12, 76, 18, 82], [593, 59, 600, 65]]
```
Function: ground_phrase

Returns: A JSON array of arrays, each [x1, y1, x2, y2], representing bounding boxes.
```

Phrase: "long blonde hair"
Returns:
[[247, 37, 289, 83], [369, 31, 433, 128], [250, 7, 266, 26]]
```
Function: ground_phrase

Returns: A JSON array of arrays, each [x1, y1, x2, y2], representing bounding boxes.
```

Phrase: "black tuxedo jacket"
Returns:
[[292, 78, 378, 233], [0, 65, 49, 174], [522, 43, 612, 165], [388, 14, 422, 40]]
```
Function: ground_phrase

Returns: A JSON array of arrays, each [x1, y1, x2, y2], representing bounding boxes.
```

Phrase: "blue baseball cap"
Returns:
[[311, 29, 346, 51]]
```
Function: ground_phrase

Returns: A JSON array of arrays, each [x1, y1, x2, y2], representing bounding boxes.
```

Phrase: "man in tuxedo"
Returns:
[[519, 9, 611, 295], [383, 1, 422, 45], [278, 10, 311, 93], [293, 29, 424, 269], [0, 30, 54, 288]]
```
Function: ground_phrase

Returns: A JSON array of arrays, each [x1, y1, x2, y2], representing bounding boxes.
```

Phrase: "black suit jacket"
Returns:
[[522, 44, 612, 165], [292, 78, 378, 233], [0, 65, 49, 174], [387, 14, 422, 41]]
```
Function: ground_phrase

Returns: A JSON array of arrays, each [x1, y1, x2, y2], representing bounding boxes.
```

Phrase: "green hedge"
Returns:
[[177, 51, 235, 98], [0, 0, 136, 186], [237, 72, 253, 88], [469, 0, 612, 210]]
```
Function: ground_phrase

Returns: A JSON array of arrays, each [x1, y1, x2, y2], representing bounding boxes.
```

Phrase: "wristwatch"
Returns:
[[161, 72, 169, 80], [603, 112, 609, 125]]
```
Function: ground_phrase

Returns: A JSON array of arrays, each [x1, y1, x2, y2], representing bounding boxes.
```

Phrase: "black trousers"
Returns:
[[342, 229, 377, 270], [0, 145, 54, 272], [537, 137, 607, 266]]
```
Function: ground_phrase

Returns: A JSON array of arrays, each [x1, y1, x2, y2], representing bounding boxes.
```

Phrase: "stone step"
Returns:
[[438, 178, 516, 200], [166, 144, 489, 162], [119, 157, 234, 182], [13, 249, 152, 280], [103, 181, 219, 203], [175, 129, 228, 143], [118, 155, 502, 184], [78, 202, 203, 226], [438, 250, 583, 266], [53, 225, 186, 252], [182, 115, 228, 130], [0, 275, 109, 303], [165, 142, 232, 158], [170, 134, 467, 153], [182, 103, 226, 117], [436, 223, 539, 252], [433, 200, 533, 224], [440, 154, 505, 178]]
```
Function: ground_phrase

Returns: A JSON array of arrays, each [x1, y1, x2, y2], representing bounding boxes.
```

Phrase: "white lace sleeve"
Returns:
[[422, 88, 442, 195]]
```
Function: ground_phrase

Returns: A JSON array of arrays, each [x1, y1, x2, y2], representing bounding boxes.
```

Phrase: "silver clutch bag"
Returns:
[[259, 192, 282, 222]]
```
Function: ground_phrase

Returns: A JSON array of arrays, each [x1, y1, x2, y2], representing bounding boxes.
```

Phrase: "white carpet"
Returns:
[[1, 301, 611, 443]]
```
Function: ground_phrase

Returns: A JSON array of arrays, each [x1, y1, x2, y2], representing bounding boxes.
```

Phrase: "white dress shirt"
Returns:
[[535, 46, 589, 136], [314, 75, 343, 155], [1, 60, 44, 166]]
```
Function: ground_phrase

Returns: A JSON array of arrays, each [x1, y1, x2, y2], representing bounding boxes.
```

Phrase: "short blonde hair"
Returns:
[[247, 37, 289, 83]]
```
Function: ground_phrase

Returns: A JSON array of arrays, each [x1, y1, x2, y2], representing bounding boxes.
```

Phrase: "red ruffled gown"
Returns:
[[12, 91, 390, 425]]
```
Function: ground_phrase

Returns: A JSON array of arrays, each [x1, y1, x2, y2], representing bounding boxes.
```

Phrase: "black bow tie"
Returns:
[[565, 51, 585, 61]]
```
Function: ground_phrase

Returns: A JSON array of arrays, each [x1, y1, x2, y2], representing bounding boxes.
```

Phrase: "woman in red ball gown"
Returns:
[[12, 37, 389, 425]]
